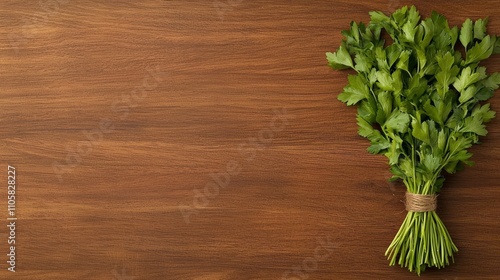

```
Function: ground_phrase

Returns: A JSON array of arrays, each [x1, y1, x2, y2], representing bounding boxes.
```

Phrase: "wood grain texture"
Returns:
[[1, 0, 500, 279]]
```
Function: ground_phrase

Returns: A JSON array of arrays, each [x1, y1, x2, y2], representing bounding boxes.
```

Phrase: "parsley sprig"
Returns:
[[327, 6, 500, 274]]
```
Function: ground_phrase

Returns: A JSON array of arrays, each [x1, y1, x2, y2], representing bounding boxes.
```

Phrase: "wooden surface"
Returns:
[[1, 1, 500, 279]]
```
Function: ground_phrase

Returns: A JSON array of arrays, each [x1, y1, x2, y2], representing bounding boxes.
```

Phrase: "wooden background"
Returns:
[[1, 0, 499, 279]]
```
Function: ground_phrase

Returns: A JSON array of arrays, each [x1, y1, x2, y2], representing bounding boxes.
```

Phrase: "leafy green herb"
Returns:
[[327, 6, 499, 275]]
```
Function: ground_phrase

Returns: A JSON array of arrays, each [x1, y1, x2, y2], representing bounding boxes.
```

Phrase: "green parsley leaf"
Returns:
[[385, 111, 410, 133], [474, 17, 488, 40], [326, 45, 354, 70], [465, 35, 495, 64], [459, 18, 473, 49], [460, 114, 488, 136], [338, 75, 370, 105]]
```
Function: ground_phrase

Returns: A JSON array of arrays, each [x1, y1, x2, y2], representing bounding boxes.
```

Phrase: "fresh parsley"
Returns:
[[327, 6, 500, 275]]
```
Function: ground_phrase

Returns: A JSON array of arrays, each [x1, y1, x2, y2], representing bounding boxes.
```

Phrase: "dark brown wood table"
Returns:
[[1, 1, 499, 279]]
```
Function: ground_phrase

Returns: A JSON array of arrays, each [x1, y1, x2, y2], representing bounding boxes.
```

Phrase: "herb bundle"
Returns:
[[326, 6, 500, 274]]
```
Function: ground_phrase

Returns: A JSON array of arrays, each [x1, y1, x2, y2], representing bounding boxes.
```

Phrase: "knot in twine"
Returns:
[[405, 192, 437, 212]]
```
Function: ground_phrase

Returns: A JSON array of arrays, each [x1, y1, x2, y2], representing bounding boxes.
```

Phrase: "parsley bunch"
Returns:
[[327, 6, 500, 275]]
